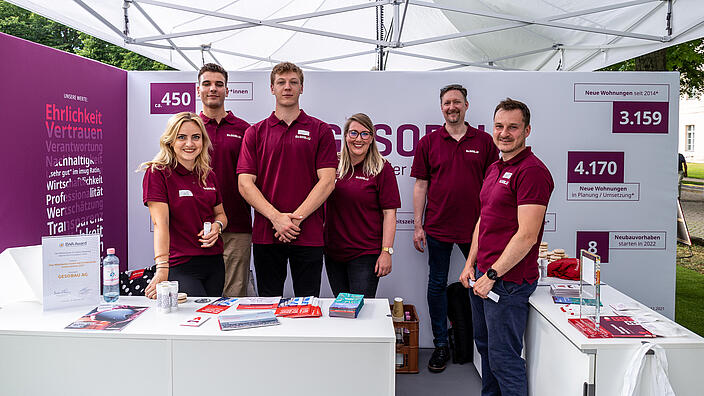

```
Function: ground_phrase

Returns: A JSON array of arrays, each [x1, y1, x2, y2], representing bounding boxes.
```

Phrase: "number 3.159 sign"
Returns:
[[612, 101, 668, 134], [150, 83, 196, 114]]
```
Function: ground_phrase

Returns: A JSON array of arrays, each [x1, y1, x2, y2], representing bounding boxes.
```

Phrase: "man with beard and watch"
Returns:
[[411, 84, 498, 373], [460, 98, 554, 396]]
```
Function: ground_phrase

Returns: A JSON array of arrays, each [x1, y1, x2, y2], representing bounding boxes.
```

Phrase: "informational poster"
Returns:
[[127, 71, 678, 347], [41, 234, 100, 311], [0, 33, 127, 269]]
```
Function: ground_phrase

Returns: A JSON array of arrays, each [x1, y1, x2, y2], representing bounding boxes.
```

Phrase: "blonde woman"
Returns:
[[324, 113, 401, 298], [140, 112, 227, 298]]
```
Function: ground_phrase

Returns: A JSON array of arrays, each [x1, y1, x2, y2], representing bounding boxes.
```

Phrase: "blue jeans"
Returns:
[[426, 235, 470, 347], [470, 270, 537, 396]]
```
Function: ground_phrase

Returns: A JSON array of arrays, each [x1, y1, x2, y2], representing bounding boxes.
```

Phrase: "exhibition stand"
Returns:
[[0, 297, 395, 396], [471, 283, 704, 396]]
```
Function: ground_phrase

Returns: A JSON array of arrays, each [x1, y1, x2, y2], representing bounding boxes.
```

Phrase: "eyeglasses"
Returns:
[[348, 130, 372, 140]]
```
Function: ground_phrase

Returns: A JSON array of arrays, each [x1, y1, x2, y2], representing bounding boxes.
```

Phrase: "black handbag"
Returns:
[[119, 266, 156, 296]]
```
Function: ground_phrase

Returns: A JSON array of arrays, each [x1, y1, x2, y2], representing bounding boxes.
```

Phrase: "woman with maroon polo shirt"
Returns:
[[140, 112, 228, 298], [325, 113, 401, 298]]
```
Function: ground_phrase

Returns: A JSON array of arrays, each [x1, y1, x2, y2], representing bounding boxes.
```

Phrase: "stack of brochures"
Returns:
[[236, 297, 281, 310], [329, 293, 364, 318], [550, 284, 580, 297], [218, 311, 280, 331], [275, 296, 322, 318]]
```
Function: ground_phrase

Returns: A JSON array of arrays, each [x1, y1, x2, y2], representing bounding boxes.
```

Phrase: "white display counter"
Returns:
[[524, 285, 704, 396], [0, 297, 395, 396]]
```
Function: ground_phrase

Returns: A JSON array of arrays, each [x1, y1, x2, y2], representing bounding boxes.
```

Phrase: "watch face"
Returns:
[[487, 269, 498, 280], [388, 247, 394, 255]]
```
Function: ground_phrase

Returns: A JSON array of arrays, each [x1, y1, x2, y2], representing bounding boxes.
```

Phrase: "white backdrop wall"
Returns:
[[128, 71, 678, 347]]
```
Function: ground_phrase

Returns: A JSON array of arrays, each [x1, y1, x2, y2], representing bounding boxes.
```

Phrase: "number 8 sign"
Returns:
[[576, 231, 610, 264]]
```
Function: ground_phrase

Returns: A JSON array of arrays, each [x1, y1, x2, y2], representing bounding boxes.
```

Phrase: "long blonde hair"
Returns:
[[138, 112, 213, 185], [338, 113, 385, 179]]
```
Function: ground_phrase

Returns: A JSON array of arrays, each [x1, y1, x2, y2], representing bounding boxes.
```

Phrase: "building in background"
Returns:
[[680, 97, 704, 163]]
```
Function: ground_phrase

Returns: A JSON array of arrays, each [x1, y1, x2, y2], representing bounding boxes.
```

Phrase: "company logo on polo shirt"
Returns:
[[203, 187, 216, 191], [179, 190, 193, 197], [466, 149, 479, 154], [355, 176, 369, 181], [295, 129, 311, 141], [502, 172, 513, 179], [226, 133, 242, 139], [499, 179, 509, 185]]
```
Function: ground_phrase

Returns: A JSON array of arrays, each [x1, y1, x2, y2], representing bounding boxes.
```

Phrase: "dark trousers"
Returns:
[[470, 270, 537, 396], [253, 244, 323, 297], [169, 254, 225, 297], [426, 234, 470, 347], [325, 254, 380, 298]]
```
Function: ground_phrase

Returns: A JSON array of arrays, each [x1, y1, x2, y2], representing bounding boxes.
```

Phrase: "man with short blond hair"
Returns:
[[238, 62, 336, 297]]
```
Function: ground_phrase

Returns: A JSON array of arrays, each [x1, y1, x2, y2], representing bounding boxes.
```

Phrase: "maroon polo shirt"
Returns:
[[477, 147, 554, 284], [325, 160, 402, 261], [237, 110, 337, 246], [410, 124, 498, 243], [142, 164, 224, 266], [200, 111, 252, 234]]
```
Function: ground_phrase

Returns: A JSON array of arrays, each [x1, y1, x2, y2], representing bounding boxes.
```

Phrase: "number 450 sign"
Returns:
[[150, 83, 196, 115]]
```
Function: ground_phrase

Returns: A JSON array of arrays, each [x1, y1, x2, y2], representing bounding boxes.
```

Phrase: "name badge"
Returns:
[[297, 130, 310, 136], [502, 172, 513, 179], [179, 190, 193, 197]]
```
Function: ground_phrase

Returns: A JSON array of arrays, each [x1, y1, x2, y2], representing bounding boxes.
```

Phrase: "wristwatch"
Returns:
[[382, 247, 394, 255], [486, 268, 499, 280]]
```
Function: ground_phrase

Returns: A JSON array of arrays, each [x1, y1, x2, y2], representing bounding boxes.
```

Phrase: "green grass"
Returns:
[[675, 265, 704, 336], [687, 162, 704, 179], [685, 180, 704, 186]]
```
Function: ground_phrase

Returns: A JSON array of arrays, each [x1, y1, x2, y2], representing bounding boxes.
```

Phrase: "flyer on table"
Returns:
[[42, 234, 100, 311]]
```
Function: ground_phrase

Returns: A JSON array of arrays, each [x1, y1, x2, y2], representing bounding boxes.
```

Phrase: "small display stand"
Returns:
[[392, 304, 419, 373], [579, 249, 601, 329]]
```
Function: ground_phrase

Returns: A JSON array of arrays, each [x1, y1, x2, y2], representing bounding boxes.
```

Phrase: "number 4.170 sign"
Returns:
[[150, 83, 196, 114]]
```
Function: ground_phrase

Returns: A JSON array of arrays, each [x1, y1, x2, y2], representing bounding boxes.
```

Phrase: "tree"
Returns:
[[0, 1, 172, 71], [602, 39, 704, 98]]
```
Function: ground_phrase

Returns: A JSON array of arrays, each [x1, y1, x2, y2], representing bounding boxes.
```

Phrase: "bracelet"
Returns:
[[154, 253, 169, 260], [156, 266, 169, 270], [155, 260, 168, 266], [214, 220, 224, 235]]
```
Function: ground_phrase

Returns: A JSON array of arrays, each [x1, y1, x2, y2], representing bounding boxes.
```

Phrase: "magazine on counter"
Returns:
[[275, 296, 322, 318], [218, 311, 281, 331], [236, 296, 281, 310], [553, 296, 602, 306], [569, 316, 656, 338], [65, 305, 148, 331], [196, 297, 238, 314]]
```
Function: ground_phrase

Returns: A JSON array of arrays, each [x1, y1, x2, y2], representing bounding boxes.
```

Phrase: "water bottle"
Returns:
[[103, 248, 120, 303]]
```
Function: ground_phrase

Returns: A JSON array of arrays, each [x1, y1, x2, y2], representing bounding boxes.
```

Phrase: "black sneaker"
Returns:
[[428, 346, 450, 373]]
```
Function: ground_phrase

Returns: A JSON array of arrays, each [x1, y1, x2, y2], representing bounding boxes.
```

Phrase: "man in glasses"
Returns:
[[237, 62, 337, 297], [411, 84, 498, 372]]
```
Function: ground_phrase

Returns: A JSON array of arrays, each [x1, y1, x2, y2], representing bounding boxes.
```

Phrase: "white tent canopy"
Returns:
[[8, 0, 704, 71]]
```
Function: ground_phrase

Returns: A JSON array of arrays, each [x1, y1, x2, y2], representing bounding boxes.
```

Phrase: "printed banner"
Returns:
[[127, 70, 678, 347]]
